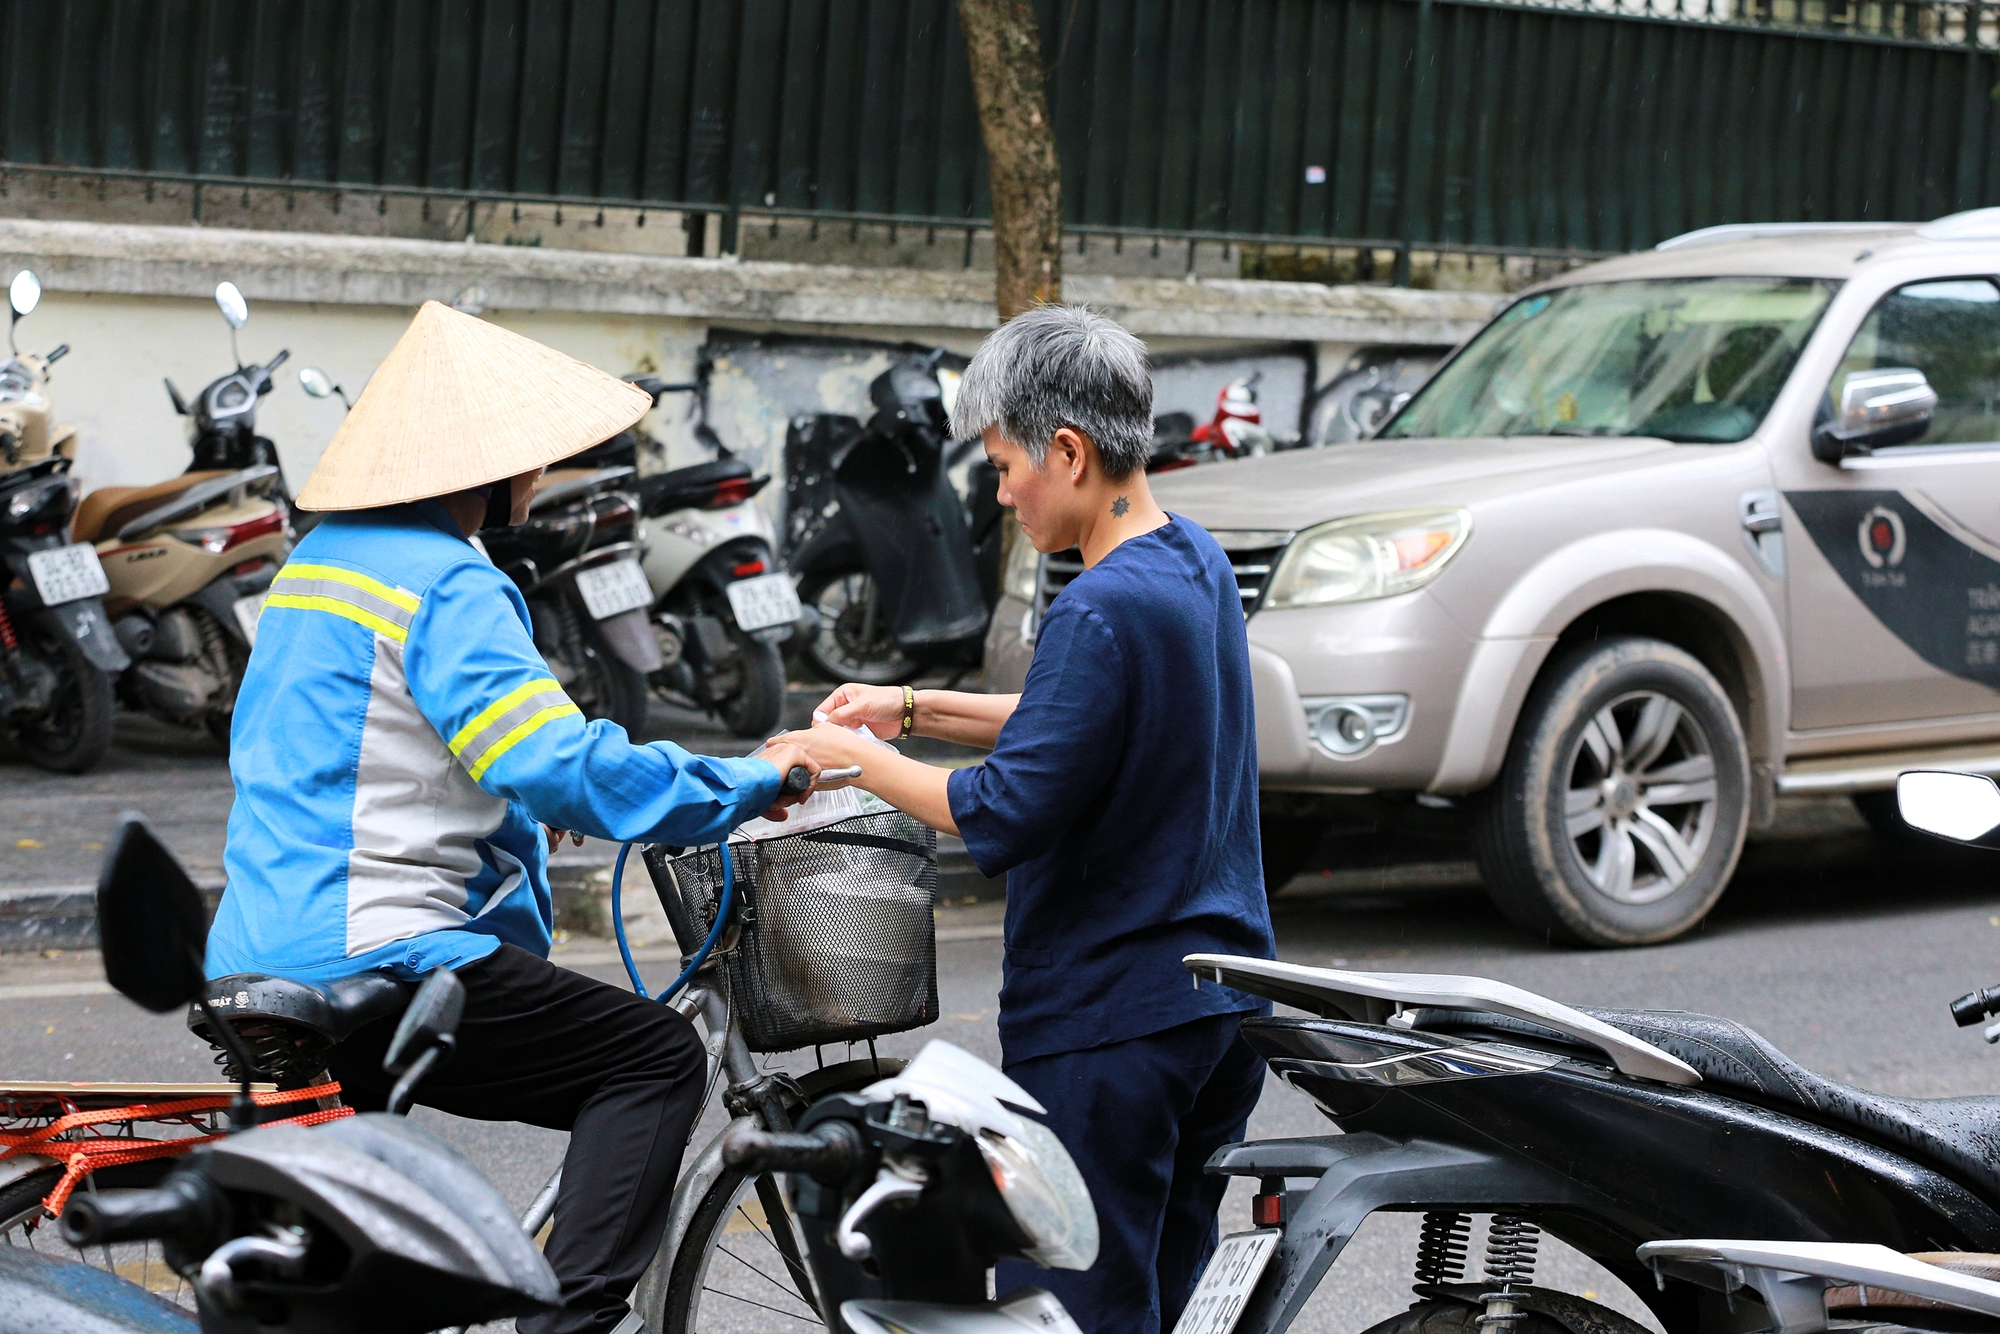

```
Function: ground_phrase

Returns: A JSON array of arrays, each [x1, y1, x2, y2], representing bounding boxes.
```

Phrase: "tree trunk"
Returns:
[[957, 0, 1062, 318]]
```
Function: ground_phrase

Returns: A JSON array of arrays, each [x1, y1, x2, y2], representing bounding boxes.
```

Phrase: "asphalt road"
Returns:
[[4, 778, 1999, 1334]]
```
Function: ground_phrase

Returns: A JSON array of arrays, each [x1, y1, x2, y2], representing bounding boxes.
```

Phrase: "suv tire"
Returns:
[[1473, 636, 1749, 946]]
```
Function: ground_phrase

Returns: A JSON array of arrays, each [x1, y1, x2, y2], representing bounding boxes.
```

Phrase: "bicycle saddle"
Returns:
[[1413, 1005, 2000, 1205], [187, 972, 412, 1087]]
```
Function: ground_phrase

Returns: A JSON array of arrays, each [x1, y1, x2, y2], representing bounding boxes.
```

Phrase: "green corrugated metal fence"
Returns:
[[2, 0, 1997, 260]]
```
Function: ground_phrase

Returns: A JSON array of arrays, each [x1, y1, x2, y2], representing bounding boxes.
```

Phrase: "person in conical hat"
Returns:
[[210, 301, 818, 1334]]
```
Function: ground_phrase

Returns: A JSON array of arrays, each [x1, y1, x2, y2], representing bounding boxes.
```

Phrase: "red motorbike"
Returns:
[[1148, 371, 1276, 472]]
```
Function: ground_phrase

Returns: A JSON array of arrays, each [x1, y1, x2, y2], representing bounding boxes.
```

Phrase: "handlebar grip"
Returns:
[[266, 349, 291, 372], [60, 1175, 219, 1248], [782, 765, 813, 796], [45, 344, 68, 365], [1950, 985, 2000, 1027], [721, 1121, 864, 1182]]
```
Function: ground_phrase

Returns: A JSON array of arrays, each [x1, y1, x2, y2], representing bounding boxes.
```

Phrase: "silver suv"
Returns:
[[983, 210, 2000, 946]]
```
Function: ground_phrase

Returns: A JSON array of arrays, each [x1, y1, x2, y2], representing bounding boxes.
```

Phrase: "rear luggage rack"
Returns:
[[1184, 955, 1700, 1086]]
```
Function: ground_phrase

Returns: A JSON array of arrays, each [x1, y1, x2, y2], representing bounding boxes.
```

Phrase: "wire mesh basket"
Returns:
[[642, 811, 939, 1053]]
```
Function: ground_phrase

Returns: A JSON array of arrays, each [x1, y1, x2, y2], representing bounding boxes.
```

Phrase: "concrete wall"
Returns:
[[0, 218, 1500, 495]]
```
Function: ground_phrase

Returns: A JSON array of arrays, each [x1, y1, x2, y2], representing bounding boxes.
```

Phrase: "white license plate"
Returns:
[[725, 571, 803, 632], [27, 543, 109, 607], [1172, 1229, 1281, 1334], [233, 593, 269, 647], [575, 558, 655, 621]]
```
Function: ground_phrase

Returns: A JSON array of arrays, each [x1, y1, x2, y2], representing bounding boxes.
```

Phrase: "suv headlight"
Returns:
[[1263, 508, 1471, 609], [976, 1117, 1099, 1270]]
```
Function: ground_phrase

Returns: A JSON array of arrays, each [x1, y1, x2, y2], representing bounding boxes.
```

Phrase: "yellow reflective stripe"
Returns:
[[448, 678, 564, 758], [262, 593, 410, 644], [274, 562, 420, 613], [466, 704, 583, 782]]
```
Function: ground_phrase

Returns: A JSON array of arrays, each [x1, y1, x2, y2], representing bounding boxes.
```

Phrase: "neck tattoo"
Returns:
[[1111, 495, 1130, 518]]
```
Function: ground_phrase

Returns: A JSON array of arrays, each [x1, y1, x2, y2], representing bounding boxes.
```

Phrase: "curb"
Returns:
[[0, 844, 1004, 954]]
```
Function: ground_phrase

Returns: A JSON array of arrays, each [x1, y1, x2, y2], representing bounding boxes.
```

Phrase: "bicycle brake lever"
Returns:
[[1984, 1018, 2000, 1045], [836, 1166, 926, 1260]]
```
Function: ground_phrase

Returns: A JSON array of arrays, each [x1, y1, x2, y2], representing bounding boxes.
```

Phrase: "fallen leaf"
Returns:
[[15, 839, 41, 849]]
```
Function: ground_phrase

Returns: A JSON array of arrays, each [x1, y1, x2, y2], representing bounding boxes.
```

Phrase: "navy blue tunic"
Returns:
[[948, 517, 1277, 1062]]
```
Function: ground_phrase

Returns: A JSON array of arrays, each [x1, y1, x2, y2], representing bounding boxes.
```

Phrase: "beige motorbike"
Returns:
[[73, 463, 288, 745]]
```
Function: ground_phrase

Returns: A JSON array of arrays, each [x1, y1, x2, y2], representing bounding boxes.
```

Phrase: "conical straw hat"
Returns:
[[295, 301, 653, 511]]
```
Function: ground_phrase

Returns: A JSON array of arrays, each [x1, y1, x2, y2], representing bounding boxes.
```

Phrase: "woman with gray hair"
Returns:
[[791, 305, 1275, 1334]]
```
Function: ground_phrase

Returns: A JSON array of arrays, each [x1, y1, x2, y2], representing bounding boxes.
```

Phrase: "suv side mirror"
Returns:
[[1812, 367, 1937, 462], [1897, 771, 2000, 847]]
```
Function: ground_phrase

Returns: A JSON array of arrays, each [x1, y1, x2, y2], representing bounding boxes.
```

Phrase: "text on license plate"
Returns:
[[575, 559, 654, 620], [1171, 1230, 1281, 1334], [725, 572, 803, 631], [233, 593, 270, 647], [27, 543, 110, 607]]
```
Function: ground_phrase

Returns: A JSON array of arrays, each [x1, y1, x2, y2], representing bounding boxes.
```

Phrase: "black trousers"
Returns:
[[328, 944, 707, 1334], [992, 1013, 1267, 1334]]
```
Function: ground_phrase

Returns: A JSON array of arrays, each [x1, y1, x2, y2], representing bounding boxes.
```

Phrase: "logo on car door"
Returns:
[[1788, 489, 2000, 683], [1858, 505, 1907, 573]]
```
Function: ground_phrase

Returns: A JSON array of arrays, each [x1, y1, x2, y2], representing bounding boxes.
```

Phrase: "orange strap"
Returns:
[[0, 1083, 352, 1218]]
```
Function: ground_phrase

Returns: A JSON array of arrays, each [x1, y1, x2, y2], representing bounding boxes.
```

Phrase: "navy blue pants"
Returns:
[[995, 1012, 1267, 1334]]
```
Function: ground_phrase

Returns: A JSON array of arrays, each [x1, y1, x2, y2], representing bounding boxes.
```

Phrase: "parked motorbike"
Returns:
[[1149, 371, 1279, 473], [0, 815, 559, 1334], [785, 351, 996, 685], [1179, 791, 2000, 1334], [580, 375, 801, 738], [0, 269, 128, 772], [480, 465, 662, 736], [719, 1038, 1096, 1334], [165, 283, 296, 509]]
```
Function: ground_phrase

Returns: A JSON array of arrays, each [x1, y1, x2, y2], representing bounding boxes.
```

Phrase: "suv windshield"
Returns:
[[1383, 277, 1838, 444]]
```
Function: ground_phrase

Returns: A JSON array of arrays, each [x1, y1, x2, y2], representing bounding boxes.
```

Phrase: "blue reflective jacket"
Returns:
[[207, 501, 778, 984]]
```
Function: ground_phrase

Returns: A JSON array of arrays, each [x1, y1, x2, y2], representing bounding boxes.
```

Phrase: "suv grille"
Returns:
[[1034, 534, 1292, 631]]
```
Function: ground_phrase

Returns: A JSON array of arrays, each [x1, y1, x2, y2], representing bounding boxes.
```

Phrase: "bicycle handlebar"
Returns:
[[1951, 984, 2000, 1028], [721, 1120, 865, 1182], [783, 765, 813, 796], [61, 1173, 221, 1248]]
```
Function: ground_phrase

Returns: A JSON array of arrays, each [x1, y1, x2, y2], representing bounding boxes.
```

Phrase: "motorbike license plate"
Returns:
[[575, 558, 654, 621], [233, 593, 270, 647], [26, 543, 110, 607], [725, 572, 803, 632], [1172, 1229, 1281, 1334]]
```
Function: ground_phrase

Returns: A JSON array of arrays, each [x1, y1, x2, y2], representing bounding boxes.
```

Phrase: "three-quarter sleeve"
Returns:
[[948, 601, 1127, 877]]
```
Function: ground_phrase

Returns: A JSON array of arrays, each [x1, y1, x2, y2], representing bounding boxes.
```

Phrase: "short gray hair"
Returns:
[[951, 305, 1154, 478]]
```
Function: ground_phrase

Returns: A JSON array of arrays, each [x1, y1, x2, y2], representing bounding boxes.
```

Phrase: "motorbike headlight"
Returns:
[[1002, 527, 1040, 604], [976, 1117, 1099, 1271], [5, 476, 74, 521], [1263, 508, 1471, 610]]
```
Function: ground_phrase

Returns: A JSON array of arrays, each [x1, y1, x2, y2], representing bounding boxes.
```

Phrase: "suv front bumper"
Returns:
[[983, 587, 1498, 794]]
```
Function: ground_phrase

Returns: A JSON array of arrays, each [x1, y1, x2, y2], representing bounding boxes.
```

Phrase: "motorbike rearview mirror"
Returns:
[[8, 270, 38, 355], [1896, 771, 2000, 847], [96, 813, 208, 1012], [214, 282, 249, 330], [9, 270, 40, 319], [383, 967, 466, 1115], [298, 366, 335, 398]]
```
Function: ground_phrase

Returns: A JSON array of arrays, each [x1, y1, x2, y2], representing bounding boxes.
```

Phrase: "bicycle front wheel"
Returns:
[[650, 1057, 903, 1334]]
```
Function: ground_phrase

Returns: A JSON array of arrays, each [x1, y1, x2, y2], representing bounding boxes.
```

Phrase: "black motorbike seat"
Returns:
[[1412, 1005, 2000, 1204], [187, 972, 412, 1046]]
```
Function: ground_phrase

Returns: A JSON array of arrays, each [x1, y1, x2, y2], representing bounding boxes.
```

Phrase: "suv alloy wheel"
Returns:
[[1474, 637, 1750, 945]]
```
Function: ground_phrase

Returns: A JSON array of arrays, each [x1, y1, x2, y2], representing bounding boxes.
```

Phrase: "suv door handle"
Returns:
[[1741, 492, 1782, 533], [1739, 489, 1785, 579]]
